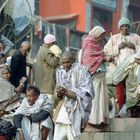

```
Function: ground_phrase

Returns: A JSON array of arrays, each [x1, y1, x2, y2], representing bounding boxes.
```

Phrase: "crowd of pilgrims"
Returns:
[[0, 16, 140, 140]]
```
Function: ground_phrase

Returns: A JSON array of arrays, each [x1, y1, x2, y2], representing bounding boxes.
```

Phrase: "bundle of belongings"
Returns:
[[0, 119, 16, 140]]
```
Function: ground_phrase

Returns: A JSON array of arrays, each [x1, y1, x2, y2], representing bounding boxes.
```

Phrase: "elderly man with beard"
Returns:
[[104, 17, 140, 114], [53, 51, 94, 140]]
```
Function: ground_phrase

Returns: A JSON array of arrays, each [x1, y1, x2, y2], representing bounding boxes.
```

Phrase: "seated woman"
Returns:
[[0, 64, 26, 116]]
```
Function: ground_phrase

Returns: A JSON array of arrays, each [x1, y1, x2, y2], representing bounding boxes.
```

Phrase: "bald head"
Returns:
[[61, 51, 75, 71], [20, 41, 31, 56], [20, 41, 31, 48], [61, 51, 75, 60]]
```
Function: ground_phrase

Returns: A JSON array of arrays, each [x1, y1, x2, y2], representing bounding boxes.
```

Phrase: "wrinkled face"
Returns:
[[2, 68, 11, 80], [20, 45, 31, 56], [95, 32, 105, 42], [120, 24, 130, 35], [61, 57, 74, 72], [26, 89, 38, 105]]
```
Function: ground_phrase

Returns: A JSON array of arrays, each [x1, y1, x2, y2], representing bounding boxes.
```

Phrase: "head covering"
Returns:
[[81, 36, 104, 74], [135, 49, 140, 59], [89, 26, 105, 39], [118, 17, 131, 28], [44, 34, 56, 44], [49, 45, 62, 57]]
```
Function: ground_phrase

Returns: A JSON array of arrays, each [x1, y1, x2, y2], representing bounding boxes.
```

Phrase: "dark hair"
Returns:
[[26, 85, 40, 96]]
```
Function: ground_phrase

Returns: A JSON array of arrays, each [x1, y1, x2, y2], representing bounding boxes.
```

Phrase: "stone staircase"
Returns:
[[76, 118, 140, 140]]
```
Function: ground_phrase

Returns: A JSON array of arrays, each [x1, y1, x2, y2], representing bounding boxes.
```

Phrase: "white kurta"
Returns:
[[104, 33, 140, 72]]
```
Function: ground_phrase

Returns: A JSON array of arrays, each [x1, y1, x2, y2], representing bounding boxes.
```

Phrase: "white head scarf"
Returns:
[[89, 26, 105, 39]]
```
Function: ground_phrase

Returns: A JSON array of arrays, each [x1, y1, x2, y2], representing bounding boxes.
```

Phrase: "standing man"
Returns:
[[54, 51, 93, 140], [10, 41, 31, 89], [112, 49, 140, 117], [34, 34, 62, 105], [104, 17, 140, 112]]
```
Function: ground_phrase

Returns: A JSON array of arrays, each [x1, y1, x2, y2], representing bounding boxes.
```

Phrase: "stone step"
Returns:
[[110, 118, 140, 132], [76, 118, 140, 140], [76, 132, 140, 140]]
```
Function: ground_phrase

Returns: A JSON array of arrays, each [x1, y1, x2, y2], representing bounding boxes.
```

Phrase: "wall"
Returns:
[[112, 0, 123, 34], [69, 0, 87, 31], [40, 0, 70, 17], [40, 0, 87, 32]]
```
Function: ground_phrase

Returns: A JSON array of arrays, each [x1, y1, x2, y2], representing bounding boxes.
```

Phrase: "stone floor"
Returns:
[[76, 118, 140, 140]]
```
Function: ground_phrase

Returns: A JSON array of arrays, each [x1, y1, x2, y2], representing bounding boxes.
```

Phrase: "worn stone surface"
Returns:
[[76, 118, 140, 140], [111, 118, 140, 132]]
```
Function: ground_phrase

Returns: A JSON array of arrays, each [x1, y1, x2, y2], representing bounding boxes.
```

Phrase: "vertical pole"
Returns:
[[65, 28, 70, 51]]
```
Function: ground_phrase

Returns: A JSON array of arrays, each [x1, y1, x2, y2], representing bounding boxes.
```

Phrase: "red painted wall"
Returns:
[[40, 0, 122, 33], [40, 0, 87, 32], [69, 0, 87, 31], [112, 0, 122, 34], [40, 0, 70, 17]]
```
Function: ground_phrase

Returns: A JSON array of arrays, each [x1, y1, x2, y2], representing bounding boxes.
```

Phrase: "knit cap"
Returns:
[[118, 17, 131, 28]]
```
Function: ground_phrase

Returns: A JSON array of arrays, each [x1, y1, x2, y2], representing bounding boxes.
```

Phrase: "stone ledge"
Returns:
[[111, 118, 140, 132], [76, 132, 140, 140]]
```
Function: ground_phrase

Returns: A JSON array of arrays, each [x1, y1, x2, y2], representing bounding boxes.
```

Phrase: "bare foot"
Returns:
[[83, 123, 101, 132]]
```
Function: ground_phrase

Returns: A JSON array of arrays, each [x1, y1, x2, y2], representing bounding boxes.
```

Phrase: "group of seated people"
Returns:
[[0, 35, 53, 140], [0, 63, 54, 140]]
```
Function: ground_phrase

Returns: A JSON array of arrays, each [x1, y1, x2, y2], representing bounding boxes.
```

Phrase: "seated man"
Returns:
[[13, 85, 53, 140], [53, 51, 94, 140], [112, 49, 140, 117]]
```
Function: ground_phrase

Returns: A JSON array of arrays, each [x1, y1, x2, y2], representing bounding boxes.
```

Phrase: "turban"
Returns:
[[89, 26, 105, 39], [44, 34, 56, 44], [118, 17, 131, 28]]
